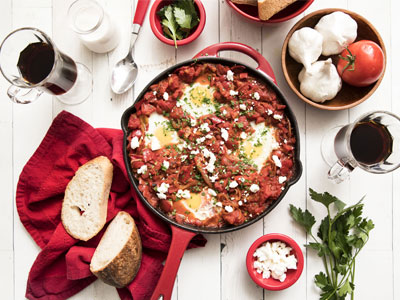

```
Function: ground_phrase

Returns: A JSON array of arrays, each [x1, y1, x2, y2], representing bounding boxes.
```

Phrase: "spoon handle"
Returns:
[[133, 0, 151, 26]]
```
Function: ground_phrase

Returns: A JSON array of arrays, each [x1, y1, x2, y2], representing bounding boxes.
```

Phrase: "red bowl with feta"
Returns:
[[246, 233, 304, 290]]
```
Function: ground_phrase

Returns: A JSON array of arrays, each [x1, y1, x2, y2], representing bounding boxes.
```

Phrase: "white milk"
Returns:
[[69, 0, 120, 53]]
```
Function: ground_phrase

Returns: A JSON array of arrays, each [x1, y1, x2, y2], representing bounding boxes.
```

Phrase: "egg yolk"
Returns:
[[183, 193, 202, 210], [243, 140, 263, 160], [190, 85, 213, 107], [154, 125, 176, 147]]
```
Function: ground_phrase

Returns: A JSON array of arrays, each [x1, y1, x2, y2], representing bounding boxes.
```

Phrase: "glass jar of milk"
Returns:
[[68, 0, 119, 53]]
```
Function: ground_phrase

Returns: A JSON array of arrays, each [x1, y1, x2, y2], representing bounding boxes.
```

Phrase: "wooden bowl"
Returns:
[[281, 8, 386, 110]]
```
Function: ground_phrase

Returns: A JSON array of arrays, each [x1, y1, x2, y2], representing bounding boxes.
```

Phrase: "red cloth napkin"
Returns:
[[16, 111, 206, 300]]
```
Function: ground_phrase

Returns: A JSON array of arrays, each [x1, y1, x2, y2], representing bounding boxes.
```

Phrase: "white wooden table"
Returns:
[[1, 0, 399, 299]]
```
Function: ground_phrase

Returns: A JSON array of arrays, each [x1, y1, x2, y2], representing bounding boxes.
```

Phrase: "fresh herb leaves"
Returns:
[[157, 0, 200, 48], [290, 188, 374, 300]]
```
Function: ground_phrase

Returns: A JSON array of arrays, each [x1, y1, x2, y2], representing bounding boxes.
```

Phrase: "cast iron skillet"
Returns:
[[121, 42, 302, 300]]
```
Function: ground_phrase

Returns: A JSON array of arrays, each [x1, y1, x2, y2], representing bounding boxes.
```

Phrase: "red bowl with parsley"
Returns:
[[150, 0, 206, 46]]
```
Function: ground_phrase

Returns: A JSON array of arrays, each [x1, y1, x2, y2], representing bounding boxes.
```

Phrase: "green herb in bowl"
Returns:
[[290, 189, 374, 300], [157, 0, 200, 48]]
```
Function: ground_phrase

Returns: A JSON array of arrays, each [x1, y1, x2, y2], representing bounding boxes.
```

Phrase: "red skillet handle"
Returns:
[[133, 0, 151, 26], [193, 42, 277, 84], [150, 226, 196, 300]]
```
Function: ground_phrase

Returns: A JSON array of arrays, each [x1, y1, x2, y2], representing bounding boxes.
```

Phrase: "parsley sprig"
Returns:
[[290, 189, 374, 300]]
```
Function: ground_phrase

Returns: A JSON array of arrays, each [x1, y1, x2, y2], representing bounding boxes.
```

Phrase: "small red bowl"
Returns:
[[227, 0, 314, 23], [150, 0, 206, 46], [246, 233, 304, 290]]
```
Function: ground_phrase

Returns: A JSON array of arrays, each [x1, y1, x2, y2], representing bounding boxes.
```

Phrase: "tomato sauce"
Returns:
[[127, 63, 296, 228]]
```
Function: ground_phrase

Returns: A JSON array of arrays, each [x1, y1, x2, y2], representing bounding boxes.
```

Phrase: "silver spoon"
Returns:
[[111, 0, 150, 94]]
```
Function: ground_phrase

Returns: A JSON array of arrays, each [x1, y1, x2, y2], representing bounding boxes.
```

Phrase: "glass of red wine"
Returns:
[[0, 27, 92, 104], [321, 111, 400, 183]]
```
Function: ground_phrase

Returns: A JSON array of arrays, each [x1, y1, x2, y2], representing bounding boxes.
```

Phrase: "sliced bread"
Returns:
[[61, 156, 113, 241], [231, 0, 258, 6], [258, 0, 297, 20], [90, 211, 142, 288]]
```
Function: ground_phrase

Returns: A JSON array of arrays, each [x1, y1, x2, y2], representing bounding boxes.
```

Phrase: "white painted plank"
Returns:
[[303, 0, 351, 299], [11, 3, 55, 300], [0, 2, 14, 298], [391, 0, 400, 298], [52, 0, 94, 123], [175, 1, 221, 300], [219, 2, 263, 300], [261, 9, 308, 300]]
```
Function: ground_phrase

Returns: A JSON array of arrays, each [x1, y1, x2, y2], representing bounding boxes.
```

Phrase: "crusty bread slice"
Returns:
[[231, 0, 258, 6], [258, 0, 297, 20], [62, 156, 113, 241], [90, 211, 142, 288]]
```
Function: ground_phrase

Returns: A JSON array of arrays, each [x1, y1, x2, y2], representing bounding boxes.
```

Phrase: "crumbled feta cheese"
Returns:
[[227, 150, 232, 154], [250, 184, 260, 193], [200, 123, 210, 132], [272, 155, 282, 168], [158, 182, 170, 194], [278, 176, 287, 184], [226, 70, 234, 81], [153, 91, 157, 95], [225, 205, 234, 213], [177, 189, 191, 199], [273, 114, 283, 120], [176, 101, 181, 107], [205, 134, 213, 139], [130, 136, 140, 149], [191, 149, 199, 155], [234, 118, 238, 122], [137, 165, 147, 175], [239, 104, 246, 110], [202, 148, 217, 173], [157, 193, 167, 199], [209, 173, 219, 182], [196, 137, 206, 144], [240, 132, 247, 139], [208, 188, 217, 197], [222, 110, 227, 116], [221, 128, 229, 141], [230, 90, 239, 96], [267, 109, 273, 115], [238, 200, 243, 206], [163, 92, 169, 100], [216, 201, 223, 207], [240, 177, 245, 182], [151, 139, 161, 151], [190, 118, 197, 127], [253, 92, 260, 100], [284, 139, 288, 144], [181, 155, 188, 162], [162, 160, 170, 170], [229, 180, 238, 188], [253, 241, 297, 282]]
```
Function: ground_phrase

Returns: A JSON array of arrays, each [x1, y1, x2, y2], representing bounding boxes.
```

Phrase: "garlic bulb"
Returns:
[[315, 11, 357, 56], [288, 27, 323, 71], [298, 58, 342, 103]]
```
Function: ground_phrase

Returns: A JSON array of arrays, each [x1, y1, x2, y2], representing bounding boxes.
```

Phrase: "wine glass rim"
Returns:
[[0, 27, 59, 89], [352, 110, 400, 173]]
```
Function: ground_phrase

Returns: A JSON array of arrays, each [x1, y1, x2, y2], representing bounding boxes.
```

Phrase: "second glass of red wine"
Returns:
[[0, 27, 92, 105], [321, 111, 400, 183]]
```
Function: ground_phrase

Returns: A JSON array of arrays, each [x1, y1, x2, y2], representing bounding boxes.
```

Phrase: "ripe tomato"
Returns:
[[336, 40, 385, 87]]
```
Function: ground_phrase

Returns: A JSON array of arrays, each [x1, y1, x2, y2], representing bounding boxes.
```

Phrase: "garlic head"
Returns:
[[288, 27, 323, 71], [315, 11, 358, 56], [298, 58, 342, 103]]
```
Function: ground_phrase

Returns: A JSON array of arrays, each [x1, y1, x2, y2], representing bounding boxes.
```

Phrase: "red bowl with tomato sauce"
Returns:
[[150, 0, 206, 46], [227, 0, 314, 23], [281, 8, 387, 110], [246, 233, 304, 290]]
